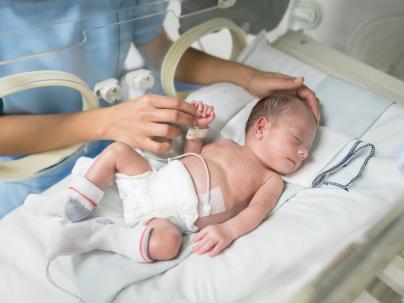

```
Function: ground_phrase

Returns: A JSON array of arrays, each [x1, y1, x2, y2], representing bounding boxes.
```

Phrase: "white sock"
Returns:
[[47, 218, 154, 263], [64, 175, 104, 222]]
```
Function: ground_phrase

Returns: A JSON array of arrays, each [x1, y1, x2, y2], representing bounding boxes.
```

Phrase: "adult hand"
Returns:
[[245, 71, 321, 124], [102, 94, 197, 153]]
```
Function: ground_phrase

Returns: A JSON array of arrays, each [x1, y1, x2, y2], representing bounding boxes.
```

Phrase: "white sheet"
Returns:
[[1, 101, 403, 303], [1, 38, 404, 303], [113, 103, 404, 303]]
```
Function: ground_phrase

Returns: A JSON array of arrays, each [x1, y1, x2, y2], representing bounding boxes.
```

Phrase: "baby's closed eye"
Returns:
[[291, 135, 302, 144]]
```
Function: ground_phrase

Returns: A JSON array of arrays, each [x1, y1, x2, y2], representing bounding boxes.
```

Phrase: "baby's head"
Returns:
[[245, 94, 317, 175]]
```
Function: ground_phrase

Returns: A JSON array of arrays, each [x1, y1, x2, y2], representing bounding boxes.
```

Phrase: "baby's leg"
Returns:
[[146, 218, 183, 261], [48, 217, 182, 263], [66, 142, 151, 222], [86, 142, 151, 187]]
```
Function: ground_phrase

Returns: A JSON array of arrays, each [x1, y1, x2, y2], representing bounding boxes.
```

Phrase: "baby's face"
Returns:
[[255, 102, 317, 175]]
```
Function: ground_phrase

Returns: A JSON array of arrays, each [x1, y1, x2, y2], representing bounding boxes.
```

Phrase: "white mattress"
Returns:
[[118, 103, 404, 303], [1, 37, 404, 303]]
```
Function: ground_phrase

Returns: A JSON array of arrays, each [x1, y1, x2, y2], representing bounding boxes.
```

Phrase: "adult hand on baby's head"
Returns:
[[245, 70, 321, 124], [191, 100, 215, 128], [296, 83, 321, 125]]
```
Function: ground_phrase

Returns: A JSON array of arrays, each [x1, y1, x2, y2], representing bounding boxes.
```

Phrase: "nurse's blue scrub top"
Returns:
[[0, 0, 167, 217]]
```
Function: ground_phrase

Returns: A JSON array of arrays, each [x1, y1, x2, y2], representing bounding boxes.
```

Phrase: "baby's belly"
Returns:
[[180, 156, 246, 228], [181, 156, 229, 203]]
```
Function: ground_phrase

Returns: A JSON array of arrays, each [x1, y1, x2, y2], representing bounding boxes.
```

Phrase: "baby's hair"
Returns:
[[245, 94, 301, 134]]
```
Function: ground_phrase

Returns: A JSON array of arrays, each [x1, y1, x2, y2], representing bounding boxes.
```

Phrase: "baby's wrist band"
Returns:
[[186, 127, 209, 140]]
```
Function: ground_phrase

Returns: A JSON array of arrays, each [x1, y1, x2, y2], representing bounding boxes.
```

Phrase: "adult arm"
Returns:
[[0, 94, 197, 156], [137, 32, 320, 123]]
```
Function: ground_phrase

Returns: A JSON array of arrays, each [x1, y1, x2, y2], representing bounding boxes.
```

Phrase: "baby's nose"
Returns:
[[298, 147, 309, 160]]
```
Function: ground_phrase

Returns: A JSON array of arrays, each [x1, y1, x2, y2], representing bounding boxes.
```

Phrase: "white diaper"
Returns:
[[115, 160, 200, 233]]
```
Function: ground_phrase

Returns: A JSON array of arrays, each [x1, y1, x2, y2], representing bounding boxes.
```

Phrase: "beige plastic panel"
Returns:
[[272, 30, 404, 106]]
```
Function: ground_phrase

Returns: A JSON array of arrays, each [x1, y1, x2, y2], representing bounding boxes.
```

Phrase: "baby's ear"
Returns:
[[254, 116, 268, 139]]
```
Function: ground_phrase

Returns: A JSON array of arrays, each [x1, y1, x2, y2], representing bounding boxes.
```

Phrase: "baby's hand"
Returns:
[[191, 100, 215, 128], [191, 224, 233, 257]]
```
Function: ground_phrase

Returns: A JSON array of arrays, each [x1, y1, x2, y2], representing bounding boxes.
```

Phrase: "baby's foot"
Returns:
[[64, 175, 104, 222], [47, 218, 154, 263], [65, 194, 95, 222]]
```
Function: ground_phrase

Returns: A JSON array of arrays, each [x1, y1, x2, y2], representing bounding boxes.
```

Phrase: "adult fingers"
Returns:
[[271, 72, 296, 80], [148, 109, 195, 127], [267, 76, 304, 92], [148, 95, 197, 116], [142, 122, 182, 138], [297, 86, 321, 123], [197, 101, 203, 115], [139, 137, 172, 154]]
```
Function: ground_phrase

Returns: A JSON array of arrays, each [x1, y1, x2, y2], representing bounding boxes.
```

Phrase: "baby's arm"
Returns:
[[183, 101, 215, 154], [192, 173, 284, 257]]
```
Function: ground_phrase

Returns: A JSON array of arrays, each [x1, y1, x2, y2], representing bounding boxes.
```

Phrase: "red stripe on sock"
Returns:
[[139, 227, 152, 263], [68, 186, 97, 207]]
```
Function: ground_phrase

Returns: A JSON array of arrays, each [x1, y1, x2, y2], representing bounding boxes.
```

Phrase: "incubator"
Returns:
[[0, 1, 404, 302]]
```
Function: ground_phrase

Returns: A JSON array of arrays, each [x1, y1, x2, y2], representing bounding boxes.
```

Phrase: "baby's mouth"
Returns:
[[287, 157, 296, 167]]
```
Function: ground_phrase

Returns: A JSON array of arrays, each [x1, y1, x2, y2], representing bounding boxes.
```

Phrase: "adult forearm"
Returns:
[[175, 48, 255, 87], [137, 32, 255, 88], [0, 108, 107, 156]]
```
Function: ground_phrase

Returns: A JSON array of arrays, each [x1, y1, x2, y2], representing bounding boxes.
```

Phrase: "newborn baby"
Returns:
[[64, 94, 317, 262]]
